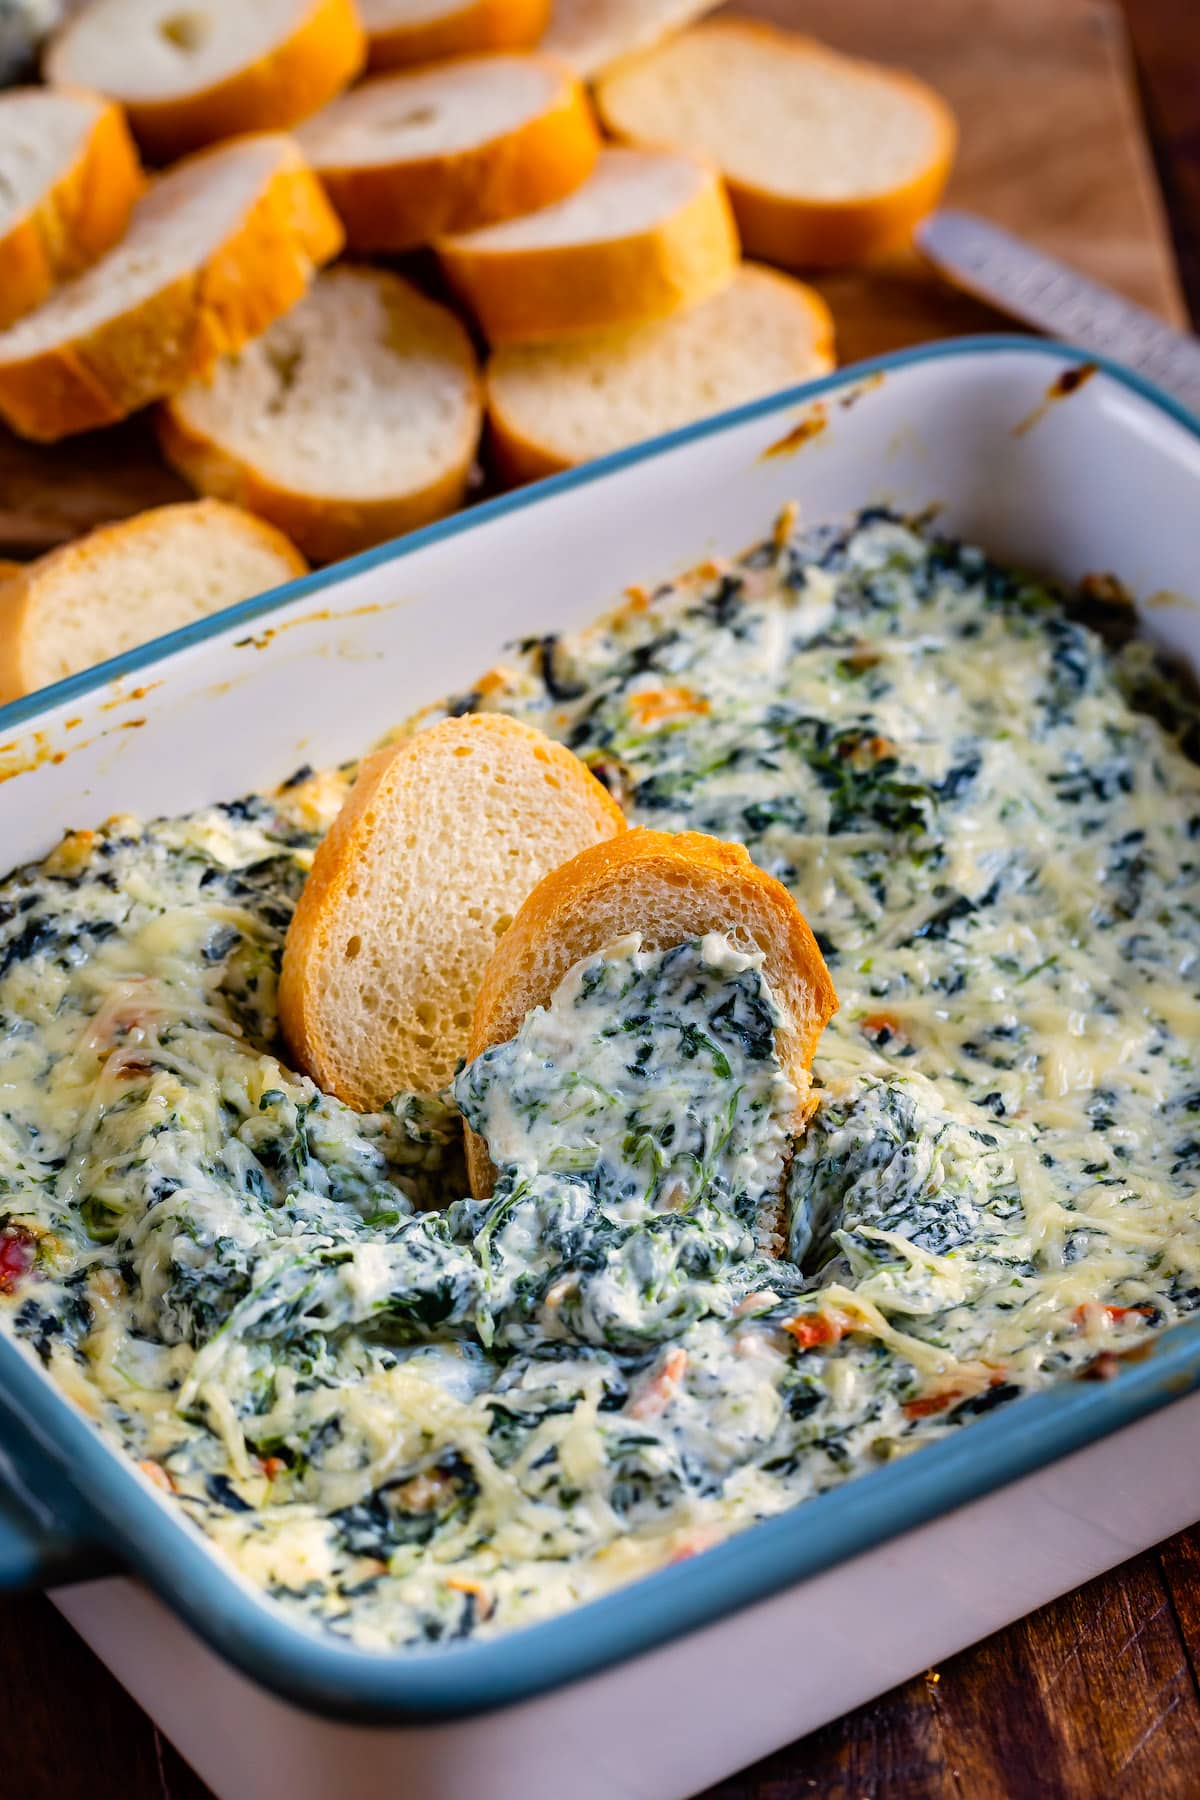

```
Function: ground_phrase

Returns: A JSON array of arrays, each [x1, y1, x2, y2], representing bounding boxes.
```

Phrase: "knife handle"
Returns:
[[917, 209, 1200, 417]]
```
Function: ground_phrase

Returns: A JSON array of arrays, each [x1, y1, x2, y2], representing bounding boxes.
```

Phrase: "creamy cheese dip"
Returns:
[[2, 510, 1199, 1649]]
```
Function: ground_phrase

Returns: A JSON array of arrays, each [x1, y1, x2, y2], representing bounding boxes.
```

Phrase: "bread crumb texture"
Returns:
[[279, 713, 626, 1106], [159, 266, 483, 562]]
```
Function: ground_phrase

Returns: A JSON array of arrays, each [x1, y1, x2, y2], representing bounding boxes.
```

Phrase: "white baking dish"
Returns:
[[2, 337, 1200, 1800]]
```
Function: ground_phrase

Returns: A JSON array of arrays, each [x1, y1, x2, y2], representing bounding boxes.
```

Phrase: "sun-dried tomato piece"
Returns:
[[0, 1225, 36, 1294]]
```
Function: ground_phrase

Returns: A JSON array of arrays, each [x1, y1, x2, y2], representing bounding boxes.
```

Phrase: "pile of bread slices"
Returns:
[[0, 0, 955, 698]]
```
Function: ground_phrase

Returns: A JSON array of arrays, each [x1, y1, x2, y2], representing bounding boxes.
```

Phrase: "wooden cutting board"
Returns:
[[0, 0, 1184, 558]]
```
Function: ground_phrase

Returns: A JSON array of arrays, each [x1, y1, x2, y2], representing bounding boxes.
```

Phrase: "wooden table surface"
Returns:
[[3, 2, 1199, 1795]]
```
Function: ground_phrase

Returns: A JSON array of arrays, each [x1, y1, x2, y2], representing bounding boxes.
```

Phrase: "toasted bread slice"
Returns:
[[363, 0, 550, 71], [158, 266, 483, 564], [486, 263, 833, 482], [0, 499, 306, 703], [438, 145, 737, 345], [298, 52, 597, 252], [540, 0, 719, 79], [0, 88, 143, 330], [596, 20, 956, 267], [0, 133, 342, 443], [45, 0, 365, 162], [465, 827, 838, 1196], [279, 713, 627, 1108]]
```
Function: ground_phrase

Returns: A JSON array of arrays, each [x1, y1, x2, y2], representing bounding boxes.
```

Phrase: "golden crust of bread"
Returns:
[[46, 0, 366, 162], [486, 407, 566, 486], [484, 265, 835, 484], [310, 57, 599, 253], [0, 500, 307, 706], [437, 150, 739, 346], [596, 19, 957, 268], [157, 401, 478, 567], [0, 94, 144, 331], [0, 138, 344, 443], [465, 827, 838, 1195], [278, 712, 627, 1110], [726, 96, 955, 264], [366, 0, 551, 71]]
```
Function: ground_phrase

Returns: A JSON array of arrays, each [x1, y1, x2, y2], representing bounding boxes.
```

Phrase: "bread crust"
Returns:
[[0, 499, 307, 705], [308, 57, 599, 253], [596, 19, 957, 269], [485, 410, 566, 486], [46, 0, 366, 162], [438, 150, 739, 345], [0, 137, 343, 443], [157, 269, 483, 565], [484, 265, 835, 482], [0, 93, 144, 331], [540, 0, 721, 79], [365, 0, 551, 71], [157, 405, 478, 566], [465, 827, 838, 1195], [278, 713, 626, 1110]]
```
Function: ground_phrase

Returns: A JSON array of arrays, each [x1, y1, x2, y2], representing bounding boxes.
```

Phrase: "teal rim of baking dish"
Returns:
[[0, 333, 1193, 740], [0, 334, 1198, 1724]]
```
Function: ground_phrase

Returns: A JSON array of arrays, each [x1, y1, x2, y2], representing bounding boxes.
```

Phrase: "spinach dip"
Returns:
[[2, 510, 1199, 1650]]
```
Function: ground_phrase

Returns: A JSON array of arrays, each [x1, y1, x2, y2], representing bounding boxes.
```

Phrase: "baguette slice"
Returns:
[[279, 713, 627, 1108], [596, 21, 957, 268], [0, 88, 143, 330], [487, 263, 834, 482], [0, 499, 306, 704], [0, 133, 343, 443], [466, 827, 838, 1197], [540, 0, 720, 79], [363, 0, 550, 71], [439, 145, 738, 345], [158, 266, 483, 564], [45, 0, 365, 162], [298, 52, 597, 252]]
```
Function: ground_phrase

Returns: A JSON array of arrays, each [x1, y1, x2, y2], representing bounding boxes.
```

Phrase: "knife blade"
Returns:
[[916, 208, 1200, 417]]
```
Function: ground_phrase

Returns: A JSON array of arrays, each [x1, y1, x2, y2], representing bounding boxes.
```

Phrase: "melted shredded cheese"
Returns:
[[2, 511, 1199, 1650]]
